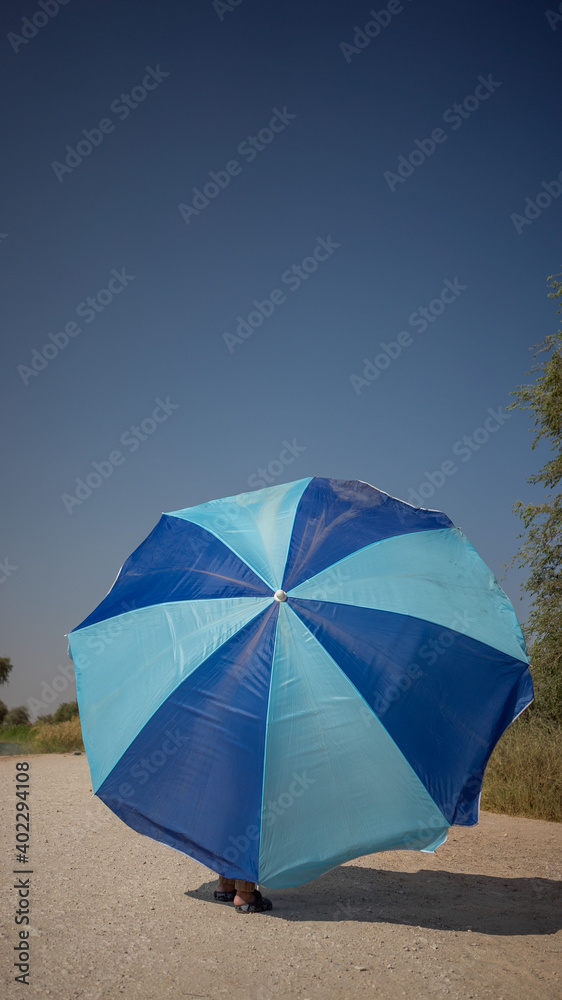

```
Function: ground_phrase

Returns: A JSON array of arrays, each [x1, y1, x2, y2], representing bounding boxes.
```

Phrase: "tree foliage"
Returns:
[[0, 657, 13, 686], [0, 699, 8, 725], [53, 700, 79, 723], [4, 705, 30, 727], [509, 272, 562, 723]]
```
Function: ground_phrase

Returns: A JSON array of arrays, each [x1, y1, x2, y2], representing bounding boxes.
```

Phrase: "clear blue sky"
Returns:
[[1, 0, 561, 714]]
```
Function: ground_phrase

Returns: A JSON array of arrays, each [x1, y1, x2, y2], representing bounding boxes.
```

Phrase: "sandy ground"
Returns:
[[0, 754, 560, 1000]]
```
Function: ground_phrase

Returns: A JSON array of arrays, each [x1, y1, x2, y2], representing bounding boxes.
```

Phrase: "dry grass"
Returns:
[[31, 716, 84, 753], [482, 715, 562, 822]]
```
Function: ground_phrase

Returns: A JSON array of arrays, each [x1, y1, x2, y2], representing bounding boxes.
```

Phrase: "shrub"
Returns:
[[53, 701, 79, 723], [0, 724, 35, 747], [31, 716, 84, 753], [0, 699, 7, 725], [4, 706, 30, 727], [482, 715, 562, 822]]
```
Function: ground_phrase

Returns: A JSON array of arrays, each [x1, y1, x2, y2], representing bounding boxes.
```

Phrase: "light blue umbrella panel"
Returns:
[[68, 478, 533, 888]]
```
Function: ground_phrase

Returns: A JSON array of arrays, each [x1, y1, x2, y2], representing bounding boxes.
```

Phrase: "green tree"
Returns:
[[0, 657, 13, 686], [53, 700, 79, 723], [509, 271, 562, 723], [0, 699, 8, 724], [4, 706, 30, 727]]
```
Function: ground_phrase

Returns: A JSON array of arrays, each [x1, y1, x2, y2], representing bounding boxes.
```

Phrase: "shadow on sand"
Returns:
[[188, 865, 562, 936]]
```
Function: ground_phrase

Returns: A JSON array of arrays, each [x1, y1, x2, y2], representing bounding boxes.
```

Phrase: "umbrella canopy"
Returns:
[[68, 477, 533, 888]]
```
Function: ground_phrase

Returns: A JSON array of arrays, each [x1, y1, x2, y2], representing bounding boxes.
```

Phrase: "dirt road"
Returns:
[[1, 754, 560, 1000]]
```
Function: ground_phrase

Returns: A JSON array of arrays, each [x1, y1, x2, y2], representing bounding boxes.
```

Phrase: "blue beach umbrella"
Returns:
[[68, 478, 533, 888]]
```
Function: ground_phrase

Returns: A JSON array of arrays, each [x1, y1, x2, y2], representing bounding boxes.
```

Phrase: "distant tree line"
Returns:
[[0, 657, 79, 727], [0, 697, 79, 728]]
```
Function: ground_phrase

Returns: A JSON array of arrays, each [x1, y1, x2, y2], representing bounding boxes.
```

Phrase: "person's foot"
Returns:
[[233, 890, 255, 906], [214, 878, 236, 902], [234, 889, 273, 913], [217, 878, 234, 893]]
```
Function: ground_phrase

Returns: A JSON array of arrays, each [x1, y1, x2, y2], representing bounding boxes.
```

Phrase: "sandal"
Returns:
[[235, 890, 273, 914], [214, 889, 236, 902]]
